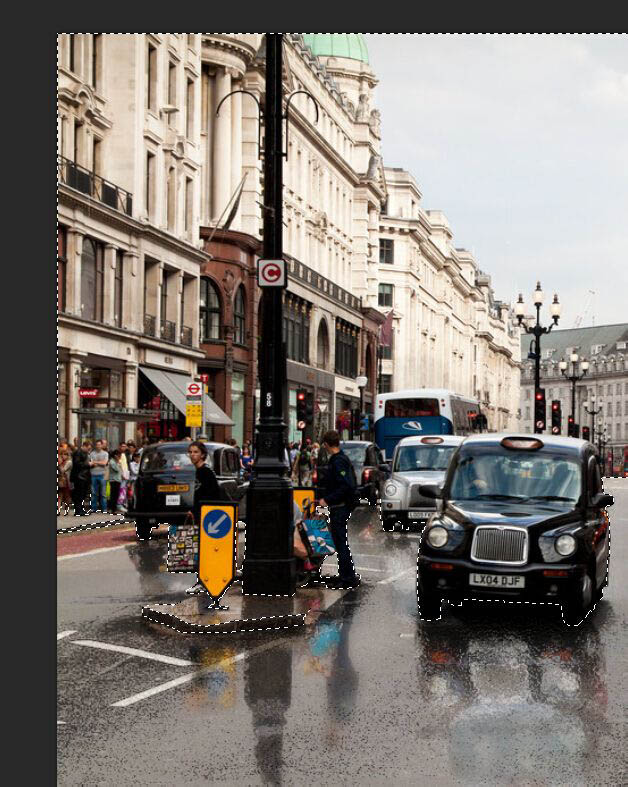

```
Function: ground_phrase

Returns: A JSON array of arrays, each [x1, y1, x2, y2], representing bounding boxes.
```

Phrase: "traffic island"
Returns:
[[142, 583, 345, 635]]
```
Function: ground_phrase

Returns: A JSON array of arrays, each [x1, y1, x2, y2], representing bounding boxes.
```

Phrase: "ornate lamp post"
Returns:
[[559, 353, 589, 435], [583, 394, 603, 444], [515, 282, 561, 433]]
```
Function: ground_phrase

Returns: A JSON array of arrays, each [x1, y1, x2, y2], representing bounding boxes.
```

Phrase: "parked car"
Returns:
[[313, 440, 388, 506], [130, 441, 247, 539], [380, 435, 464, 530], [417, 433, 613, 625]]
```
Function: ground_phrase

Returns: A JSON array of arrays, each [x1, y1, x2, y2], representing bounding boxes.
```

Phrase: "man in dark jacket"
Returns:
[[70, 441, 92, 516], [318, 430, 360, 589]]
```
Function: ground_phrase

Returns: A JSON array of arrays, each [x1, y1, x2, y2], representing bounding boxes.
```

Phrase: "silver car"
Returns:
[[380, 435, 464, 530]]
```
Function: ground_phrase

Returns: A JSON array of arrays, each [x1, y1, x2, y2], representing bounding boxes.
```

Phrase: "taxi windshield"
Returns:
[[448, 447, 581, 503], [394, 445, 456, 472]]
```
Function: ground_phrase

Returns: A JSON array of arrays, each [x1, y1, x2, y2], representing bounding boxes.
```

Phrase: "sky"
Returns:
[[366, 34, 628, 329]]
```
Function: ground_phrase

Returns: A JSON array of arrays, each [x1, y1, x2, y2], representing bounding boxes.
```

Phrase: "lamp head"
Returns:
[[533, 281, 544, 306]]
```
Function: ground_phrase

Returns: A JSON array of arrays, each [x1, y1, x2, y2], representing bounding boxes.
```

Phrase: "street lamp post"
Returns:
[[356, 375, 367, 438], [583, 394, 603, 444], [559, 353, 589, 435], [514, 282, 561, 433]]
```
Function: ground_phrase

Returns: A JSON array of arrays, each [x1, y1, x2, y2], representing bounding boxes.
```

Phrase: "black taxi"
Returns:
[[417, 434, 613, 625], [130, 441, 246, 539]]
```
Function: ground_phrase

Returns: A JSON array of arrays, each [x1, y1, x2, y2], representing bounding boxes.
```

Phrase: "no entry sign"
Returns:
[[258, 259, 286, 288]]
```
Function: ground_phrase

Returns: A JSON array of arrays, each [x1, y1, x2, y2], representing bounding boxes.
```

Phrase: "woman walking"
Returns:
[[108, 449, 123, 514], [57, 449, 73, 515]]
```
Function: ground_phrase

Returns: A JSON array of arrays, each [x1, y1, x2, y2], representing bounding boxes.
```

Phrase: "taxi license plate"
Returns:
[[409, 511, 432, 519], [469, 573, 525, 589], [165, 494, 180, 506], [158, 484, 189, 493]]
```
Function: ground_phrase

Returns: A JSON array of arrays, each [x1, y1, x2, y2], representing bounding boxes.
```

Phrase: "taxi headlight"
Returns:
[[555, 534, 577, 557], [427, 526, 449, 548], [385, 483, 398, 497]]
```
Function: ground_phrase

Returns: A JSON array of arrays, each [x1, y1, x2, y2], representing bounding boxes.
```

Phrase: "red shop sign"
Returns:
[[79, 388, 99, 398]]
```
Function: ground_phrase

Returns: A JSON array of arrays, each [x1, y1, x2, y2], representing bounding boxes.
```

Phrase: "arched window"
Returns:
[[317, 319, 329, 369], [199, 277, 221, 341], [80, 237, 104, 321], [234, 286, 246, 345]]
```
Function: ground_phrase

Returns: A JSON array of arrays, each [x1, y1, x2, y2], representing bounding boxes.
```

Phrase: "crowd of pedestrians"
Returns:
[[57, 437, 144, 516]]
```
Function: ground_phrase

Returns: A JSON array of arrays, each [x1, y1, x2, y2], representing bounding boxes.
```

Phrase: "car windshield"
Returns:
[[394, 445, 456, 472], [140, 446, 213, 472], [340, 444, 367, 466], [448, 448, 581, 503]]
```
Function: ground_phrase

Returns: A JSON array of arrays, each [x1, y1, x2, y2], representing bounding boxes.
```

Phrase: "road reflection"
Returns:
[[416, 604, 610, 784]]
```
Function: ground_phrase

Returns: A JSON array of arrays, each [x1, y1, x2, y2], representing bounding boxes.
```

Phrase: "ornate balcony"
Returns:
[[58, 156, 133, 216]]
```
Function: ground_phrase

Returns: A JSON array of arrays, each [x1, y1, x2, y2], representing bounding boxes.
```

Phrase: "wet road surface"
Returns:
[[58, 479, 628, 785]]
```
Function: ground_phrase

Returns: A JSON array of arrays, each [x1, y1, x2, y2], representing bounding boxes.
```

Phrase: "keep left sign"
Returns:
[[199, 502, 237, 599]]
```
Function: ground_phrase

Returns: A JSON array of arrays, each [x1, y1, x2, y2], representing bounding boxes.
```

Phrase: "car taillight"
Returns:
[[362, 469, 372, 482], [312, 469, 318, 484]]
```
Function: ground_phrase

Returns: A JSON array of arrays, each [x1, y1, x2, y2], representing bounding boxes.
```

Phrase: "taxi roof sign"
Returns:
[[500, 437, 544, 451]]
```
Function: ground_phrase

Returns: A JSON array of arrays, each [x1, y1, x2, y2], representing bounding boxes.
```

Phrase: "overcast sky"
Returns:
[[366, 34, 628, 329]]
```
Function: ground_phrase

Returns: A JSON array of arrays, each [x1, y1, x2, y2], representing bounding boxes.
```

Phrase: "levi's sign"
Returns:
[[258, 259, 286, 288]]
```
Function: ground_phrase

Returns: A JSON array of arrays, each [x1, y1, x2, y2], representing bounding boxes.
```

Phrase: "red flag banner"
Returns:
[[379, 310, 394, 347]]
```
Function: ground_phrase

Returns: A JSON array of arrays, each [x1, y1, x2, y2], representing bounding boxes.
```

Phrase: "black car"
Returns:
[[417, 434, 613, 625], [314, 440, 388, 506], [130, 441, 247, 539]]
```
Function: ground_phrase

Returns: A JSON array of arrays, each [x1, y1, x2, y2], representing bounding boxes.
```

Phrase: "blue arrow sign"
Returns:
[[202, 509, 232, 539]]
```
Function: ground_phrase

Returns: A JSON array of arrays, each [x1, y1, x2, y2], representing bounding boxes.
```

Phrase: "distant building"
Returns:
[[518, 323, 628, 466]]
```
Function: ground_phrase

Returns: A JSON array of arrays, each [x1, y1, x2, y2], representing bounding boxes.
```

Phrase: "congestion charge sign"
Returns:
[[199, 503, 237, 599], [258, 259, 286, 288]]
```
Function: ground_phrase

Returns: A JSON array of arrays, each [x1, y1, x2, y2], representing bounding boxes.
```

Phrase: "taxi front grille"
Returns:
[[471, 526, 528, 565], [408, 485, 435, 508]]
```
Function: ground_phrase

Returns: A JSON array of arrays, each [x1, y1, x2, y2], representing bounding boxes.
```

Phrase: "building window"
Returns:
[[73, 120, 83, 166], [378, 283, 393, 307], [114, 251, 123, 328], [168, 60, 177, 113], [380, 374, 392, 394], [147, 43, 157, 111], [200, 277, 221, 341], [379, 238, 394, 264], [166, 167, 175, 230], [80, 237, 104, 322], [186, 79, 194, 138], [92, 34, 101, 89], [234, 286, 246, 346], [146, 151, 155, 219], [68, 34, 76, 73], [283, 295, 310, 364], [525, 406, 530, 420], [92, 137, 102, 176], [335, 318, 358, 377], [185, 177, 193, 234], [57, 225, 67, 313]]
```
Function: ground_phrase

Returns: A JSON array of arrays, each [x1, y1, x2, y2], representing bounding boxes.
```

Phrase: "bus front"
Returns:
[[375, 393, 453, 460]]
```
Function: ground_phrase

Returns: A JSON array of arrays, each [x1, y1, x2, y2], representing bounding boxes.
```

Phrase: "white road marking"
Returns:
[[57, 630, 77, 641], [112, 634, 303, 708], [378, 567, 415, 585], [71, 640, 193, 667], [57, 721, 66, 725], [326, 564, 385, 572], [399, 633, 414, 638], [57, 545, 129, 561]]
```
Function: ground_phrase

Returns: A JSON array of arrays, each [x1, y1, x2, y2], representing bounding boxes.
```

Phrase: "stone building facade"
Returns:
[[518, 323, 628, 470], [377, 167, 521, 432]]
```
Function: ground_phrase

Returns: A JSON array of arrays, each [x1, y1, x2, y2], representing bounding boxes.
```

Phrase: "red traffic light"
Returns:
[[297, 392, 305, 401], [552, 403, 559, 411], [535, 392, 544, 401]]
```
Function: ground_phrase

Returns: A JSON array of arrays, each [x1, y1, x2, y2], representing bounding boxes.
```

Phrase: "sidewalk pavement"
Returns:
[[56, 511, 135, 532]]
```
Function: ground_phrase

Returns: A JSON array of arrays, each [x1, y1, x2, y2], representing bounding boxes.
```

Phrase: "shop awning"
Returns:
[[72, 407, 161, 422], [139, 367, 234, 426]]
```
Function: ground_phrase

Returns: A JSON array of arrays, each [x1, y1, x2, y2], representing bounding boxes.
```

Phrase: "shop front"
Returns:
[[286, 361, 334, 445]]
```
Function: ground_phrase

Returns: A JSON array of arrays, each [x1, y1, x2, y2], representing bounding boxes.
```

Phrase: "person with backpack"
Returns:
[[295, 439, 313, 486], [317, 430, 360, 589]]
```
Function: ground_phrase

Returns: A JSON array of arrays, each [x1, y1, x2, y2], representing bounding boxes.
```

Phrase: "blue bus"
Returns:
[[374, 388, 482, 460]]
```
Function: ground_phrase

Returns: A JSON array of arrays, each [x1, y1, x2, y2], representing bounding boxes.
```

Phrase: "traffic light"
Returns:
[[573, 423, 580, 438], [582, 426, 590, 441], [567, 415, 575, 437], [305, 391, 314, 425], [551, 400, 561, 435], [360, 413, 370, 433], [296, 389, 307, 425], [534, 388, 546, 432]]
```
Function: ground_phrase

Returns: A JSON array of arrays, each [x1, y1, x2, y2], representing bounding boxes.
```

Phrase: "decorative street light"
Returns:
[[559, 353, 589, 435], [515, 282, 561, 433], [583, 394, 603, 445]]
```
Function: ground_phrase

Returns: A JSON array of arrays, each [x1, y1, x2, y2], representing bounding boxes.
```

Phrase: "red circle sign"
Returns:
[[262, 263, 281, 283], [188, 383, 201, 395]]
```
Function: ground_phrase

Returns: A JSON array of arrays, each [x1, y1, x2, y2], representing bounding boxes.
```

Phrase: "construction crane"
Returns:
[[574, 290, 596, 328]]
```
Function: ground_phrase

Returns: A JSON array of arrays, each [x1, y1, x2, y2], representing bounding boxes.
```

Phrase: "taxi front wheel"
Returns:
[[418, 584, 443, 621], [562, 572, 593, 626]]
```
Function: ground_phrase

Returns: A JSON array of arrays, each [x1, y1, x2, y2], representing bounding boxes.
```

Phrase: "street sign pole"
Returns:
[[242, 34, 296, 596]]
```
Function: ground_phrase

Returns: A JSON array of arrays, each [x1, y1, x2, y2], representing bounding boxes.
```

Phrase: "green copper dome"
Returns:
[[302, 34, 369, 64]]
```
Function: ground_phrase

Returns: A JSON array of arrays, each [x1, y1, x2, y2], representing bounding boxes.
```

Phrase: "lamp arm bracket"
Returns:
[[216, 90, 263, 159], [283, 90, 319, 159]]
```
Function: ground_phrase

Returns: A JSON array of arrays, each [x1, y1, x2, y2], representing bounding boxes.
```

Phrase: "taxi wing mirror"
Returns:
[[419, 483, 442, 499], [593, 492, 614, 508]]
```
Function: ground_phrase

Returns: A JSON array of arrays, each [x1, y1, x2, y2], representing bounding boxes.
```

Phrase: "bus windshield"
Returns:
[[385, 398, 439, 418]]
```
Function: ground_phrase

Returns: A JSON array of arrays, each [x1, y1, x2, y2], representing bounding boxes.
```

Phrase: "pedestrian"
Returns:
[[295, 440, 313, 486], [128, 452, 140, 501], [57, 448, 73, 515], [317, 430, 360, 589], [185, 440, 229, 594], [289, 441, 298, 467], [70, 440, 92, 516], [241, 445, 253, 478], [88, 439, 109, 512], [117, 442, 130, 512], [108, 449, 123, 513]]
